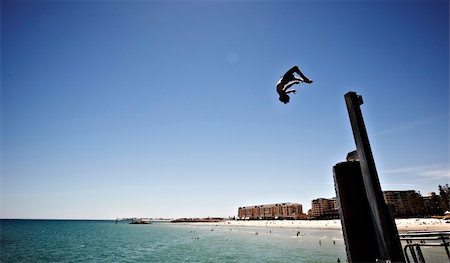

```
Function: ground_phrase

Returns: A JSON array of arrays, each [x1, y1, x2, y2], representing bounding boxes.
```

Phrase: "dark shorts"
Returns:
[[282, 72, 296, 83]]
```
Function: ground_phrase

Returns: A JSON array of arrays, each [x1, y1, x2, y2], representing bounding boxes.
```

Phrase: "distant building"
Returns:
[[422, 192, 443, 215], [422, 193, 436, 212], [383, 190, 425, 217], [309, 197, 339, 219], [309, 188, 444, 219], [238, 202, 307, 220]]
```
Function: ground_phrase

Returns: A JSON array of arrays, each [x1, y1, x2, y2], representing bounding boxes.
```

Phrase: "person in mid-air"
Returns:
[[276, 65, 313, 104]]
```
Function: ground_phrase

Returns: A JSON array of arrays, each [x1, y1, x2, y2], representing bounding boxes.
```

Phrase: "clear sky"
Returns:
[[1, 0, 448, 219]]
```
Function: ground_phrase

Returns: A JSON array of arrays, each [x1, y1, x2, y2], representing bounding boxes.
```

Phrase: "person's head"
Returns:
[[279, 94, 290, 104]]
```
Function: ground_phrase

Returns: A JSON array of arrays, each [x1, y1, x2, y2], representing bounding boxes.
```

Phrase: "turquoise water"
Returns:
[[1, 220, 346, 262]]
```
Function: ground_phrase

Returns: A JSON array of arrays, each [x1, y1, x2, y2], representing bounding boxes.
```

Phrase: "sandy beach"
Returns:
[[189, 218, 450, 232]]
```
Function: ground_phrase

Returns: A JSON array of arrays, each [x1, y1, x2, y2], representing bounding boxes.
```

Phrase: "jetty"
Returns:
[[129, 218, 151, 224], [171, 217, 224, 223]]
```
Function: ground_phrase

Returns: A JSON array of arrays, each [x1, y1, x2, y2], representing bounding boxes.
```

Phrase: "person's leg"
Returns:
[[282, 66, 299, 81], [292, 66, 313, 83]]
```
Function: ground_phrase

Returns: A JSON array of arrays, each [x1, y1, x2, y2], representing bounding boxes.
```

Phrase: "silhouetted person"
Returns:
[[276, 65, 313, 104]]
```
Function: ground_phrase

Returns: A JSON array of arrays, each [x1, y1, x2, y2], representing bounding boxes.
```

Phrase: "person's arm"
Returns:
[[282, 79, 302, 91], [285, 89, 296, 94]]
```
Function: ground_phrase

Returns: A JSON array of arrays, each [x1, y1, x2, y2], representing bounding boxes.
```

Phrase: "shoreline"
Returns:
[[183, 218, 450, 232]]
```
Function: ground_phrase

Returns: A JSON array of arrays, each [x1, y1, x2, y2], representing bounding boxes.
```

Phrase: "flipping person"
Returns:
[[276, 65, 313, 104]]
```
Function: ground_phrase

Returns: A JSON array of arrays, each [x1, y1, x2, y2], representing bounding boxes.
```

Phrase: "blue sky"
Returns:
[[1, 0, 448, 219]]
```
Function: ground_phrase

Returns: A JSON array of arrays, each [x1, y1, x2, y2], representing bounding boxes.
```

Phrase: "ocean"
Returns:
[[1, 220, 346, 262], [2, 220, 448, 262]]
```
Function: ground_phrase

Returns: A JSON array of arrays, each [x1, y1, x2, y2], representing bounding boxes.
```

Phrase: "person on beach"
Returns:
[[276, 65, 313, 104]]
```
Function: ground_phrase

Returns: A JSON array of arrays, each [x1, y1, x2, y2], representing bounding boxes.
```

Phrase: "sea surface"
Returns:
[[1, 220, 448, 262], [1, 219, 346, 262]]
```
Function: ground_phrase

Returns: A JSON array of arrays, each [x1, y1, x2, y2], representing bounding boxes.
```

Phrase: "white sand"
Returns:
[[395, 218, 450, 231], [189, 218, 450, 232]]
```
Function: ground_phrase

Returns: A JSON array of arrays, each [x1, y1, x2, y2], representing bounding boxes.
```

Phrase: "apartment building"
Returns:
[[309, 197, 339, 219], [238, 202, 307, 220], [383, 190, 425, 217]]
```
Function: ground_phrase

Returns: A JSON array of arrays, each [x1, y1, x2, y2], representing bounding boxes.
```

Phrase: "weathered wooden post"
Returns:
[[334, 158, 380, 262], [335, 92, 405, 262]]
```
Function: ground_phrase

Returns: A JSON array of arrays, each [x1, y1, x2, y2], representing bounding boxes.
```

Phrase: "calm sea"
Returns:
[[1, 219, 346, 262]]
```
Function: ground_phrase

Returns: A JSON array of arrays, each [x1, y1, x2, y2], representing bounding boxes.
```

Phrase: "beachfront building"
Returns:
[[422, 192, 444, 216], [309, 197, 339, 219], [238, 202, 307, 220], [383, 190, 425, 217]]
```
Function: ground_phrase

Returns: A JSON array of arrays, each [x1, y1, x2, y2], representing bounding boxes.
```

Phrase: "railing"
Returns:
[[400, 231, 450, 263]]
